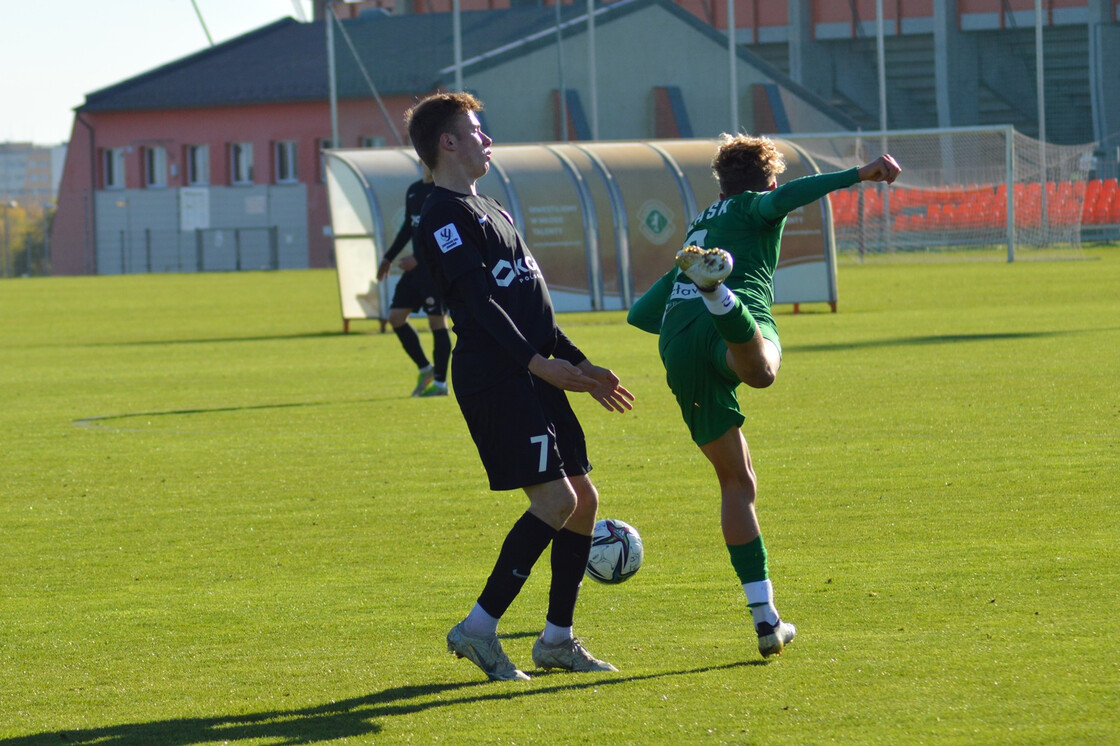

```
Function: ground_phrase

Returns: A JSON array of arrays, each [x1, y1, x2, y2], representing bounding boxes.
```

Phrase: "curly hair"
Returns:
[[711, 133, 787, 196], [405, 92, 484, 170]]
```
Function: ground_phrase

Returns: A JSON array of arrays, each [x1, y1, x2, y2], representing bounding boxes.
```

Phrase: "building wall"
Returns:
[[0, 142, 65, 209], [52, 92, 421, 275], [464, 2, 849, 145]]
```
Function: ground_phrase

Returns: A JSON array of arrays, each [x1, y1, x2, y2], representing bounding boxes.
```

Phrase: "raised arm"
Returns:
[[757, 154, 901, 223]]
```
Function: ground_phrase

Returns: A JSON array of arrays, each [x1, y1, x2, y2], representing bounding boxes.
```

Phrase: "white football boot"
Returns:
[[756, 620, 797, 658], [447, 621, 530, 681], [532, 635, 618, 672]]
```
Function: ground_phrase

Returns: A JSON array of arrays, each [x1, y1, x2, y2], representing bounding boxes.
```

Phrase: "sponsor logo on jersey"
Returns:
[[669, 280, 703, 302], [491, 256, 541, 287], [434, 223, 462, 253]]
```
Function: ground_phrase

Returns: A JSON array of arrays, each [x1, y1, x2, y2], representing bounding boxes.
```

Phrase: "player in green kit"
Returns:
[[628, 134, 900, 658]]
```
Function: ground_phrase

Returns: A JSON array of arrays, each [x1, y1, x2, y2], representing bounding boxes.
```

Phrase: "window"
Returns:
[[230, 142, 254, 185], [144, 146, 167, 188], [360, 136, 385, 148], [186, 144, 209, 186], [274, 141, 298, 184], [103, 148, 125, 190]]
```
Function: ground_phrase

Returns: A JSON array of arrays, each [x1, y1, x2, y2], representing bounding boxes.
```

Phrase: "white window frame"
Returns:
[[186, 144, 210, 186], [103, 147, 125, 190], [274, 140, 298, 184], [144, 146, 167, 188], [230, 142, 254, 185]]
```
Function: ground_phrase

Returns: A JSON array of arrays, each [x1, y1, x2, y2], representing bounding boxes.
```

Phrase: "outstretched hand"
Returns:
[[858, 154, 902, 184], [577, 361, 635, 414], [529, 355, 598, 393], [527, 356, 635, 413]]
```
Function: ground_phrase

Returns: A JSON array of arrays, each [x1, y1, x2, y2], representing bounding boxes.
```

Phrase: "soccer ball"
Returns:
[[585, 518, 643, 584]]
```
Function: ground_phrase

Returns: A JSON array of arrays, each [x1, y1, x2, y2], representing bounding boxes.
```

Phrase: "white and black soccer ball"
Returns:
[[585, 518, 643, 584]]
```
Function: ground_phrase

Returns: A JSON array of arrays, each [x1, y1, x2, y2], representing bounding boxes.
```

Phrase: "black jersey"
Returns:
[[382, 179, 436, 265], [417, 186, 581, 395]]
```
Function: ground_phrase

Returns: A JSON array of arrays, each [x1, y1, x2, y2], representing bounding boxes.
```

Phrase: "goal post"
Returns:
[[783, 125, 1096, 261]]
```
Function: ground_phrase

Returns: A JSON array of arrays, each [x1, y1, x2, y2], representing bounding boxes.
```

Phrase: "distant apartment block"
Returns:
[[0, 142, 67, 208]]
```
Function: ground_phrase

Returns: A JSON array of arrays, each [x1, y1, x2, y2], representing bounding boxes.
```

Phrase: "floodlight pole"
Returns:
[[453, 0, 463, 92], [327, 10, 340, 148], [728, 0, 738, 133], [1036, 0, 1049, 242], [588, 0, 599, 140], [556, 0, 568, 141], [876, 0, 891, 251]]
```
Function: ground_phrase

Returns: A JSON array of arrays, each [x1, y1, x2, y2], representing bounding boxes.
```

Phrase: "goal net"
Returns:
[[783, 126, 1096, 261]]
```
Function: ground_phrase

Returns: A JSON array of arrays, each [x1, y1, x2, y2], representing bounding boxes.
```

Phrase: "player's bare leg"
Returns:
[[699, 427, 760, 546], [725, 335, 782, 390], [700, 426, 796, 658]]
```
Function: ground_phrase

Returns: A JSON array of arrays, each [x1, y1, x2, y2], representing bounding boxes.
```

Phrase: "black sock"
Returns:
[[432, 328, 451, 383], [477, 512, 557, 619], [393, 323, 429, 369], [546, 528, 592, 628]]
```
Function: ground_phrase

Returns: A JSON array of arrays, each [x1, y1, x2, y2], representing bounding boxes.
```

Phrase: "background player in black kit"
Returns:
[[376, 166, 450, 397], [406, 92, 635, 682]]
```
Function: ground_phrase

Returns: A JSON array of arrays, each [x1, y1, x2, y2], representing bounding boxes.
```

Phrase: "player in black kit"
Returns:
[[376, 167, 450, 397], [406, 92, 634, 681]]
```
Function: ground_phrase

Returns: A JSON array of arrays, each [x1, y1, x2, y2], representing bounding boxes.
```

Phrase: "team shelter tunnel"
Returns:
[[324, 138, 839, 332]]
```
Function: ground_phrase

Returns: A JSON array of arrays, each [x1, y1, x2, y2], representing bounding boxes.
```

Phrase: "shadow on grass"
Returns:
[[787, 327, 1120, 354], [72, 398, 396, 432], [83, 331, 350, 347], [1, 661, 761, 745]]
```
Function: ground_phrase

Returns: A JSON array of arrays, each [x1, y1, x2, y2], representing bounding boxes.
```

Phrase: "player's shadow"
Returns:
[[1, 661, 760, 745], [82, 331, 347, 347], [787, 326, 1120, 354]]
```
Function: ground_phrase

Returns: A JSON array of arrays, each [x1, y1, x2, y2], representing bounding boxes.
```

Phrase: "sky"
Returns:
[[1, 0, 315, 146]]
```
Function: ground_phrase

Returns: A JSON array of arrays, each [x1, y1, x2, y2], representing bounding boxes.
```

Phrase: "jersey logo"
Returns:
[[434, 223, 462, 253], [669, 280, 702, 301], [491, 256, 540, 287]]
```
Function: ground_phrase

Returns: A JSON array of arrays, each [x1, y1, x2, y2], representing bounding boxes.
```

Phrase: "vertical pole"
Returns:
[[876, 0, 891, 251], [327, 8, 340, 148], [1006, 127, 1016, 262], [728, 0, 738, 133], [876, 0, 887, 136], [588, 0, 598, 140], [556, 0, 568, 141], [1036, 0, 1048, 242], [453, 0, 463, 92]]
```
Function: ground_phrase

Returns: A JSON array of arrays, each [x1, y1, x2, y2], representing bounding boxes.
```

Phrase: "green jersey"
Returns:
[[628, 167, 860, 353]]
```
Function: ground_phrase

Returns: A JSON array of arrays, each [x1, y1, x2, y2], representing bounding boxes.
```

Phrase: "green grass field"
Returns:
[[1, 251, 1117, 744]]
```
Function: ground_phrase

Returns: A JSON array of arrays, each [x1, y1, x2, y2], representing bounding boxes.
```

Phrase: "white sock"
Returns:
[[542, 621, 572, 645], [701, 284, 736, 315], [743, 579, 780, 628], [463, 603, 499, 637]]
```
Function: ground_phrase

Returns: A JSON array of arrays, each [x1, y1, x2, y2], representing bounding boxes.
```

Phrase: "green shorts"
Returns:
[[660, 316, 780, 447]]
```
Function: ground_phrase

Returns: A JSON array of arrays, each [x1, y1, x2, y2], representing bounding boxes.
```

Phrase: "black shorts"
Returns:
[[456, 372, 591, 491], [390, 268, 445, 316]]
